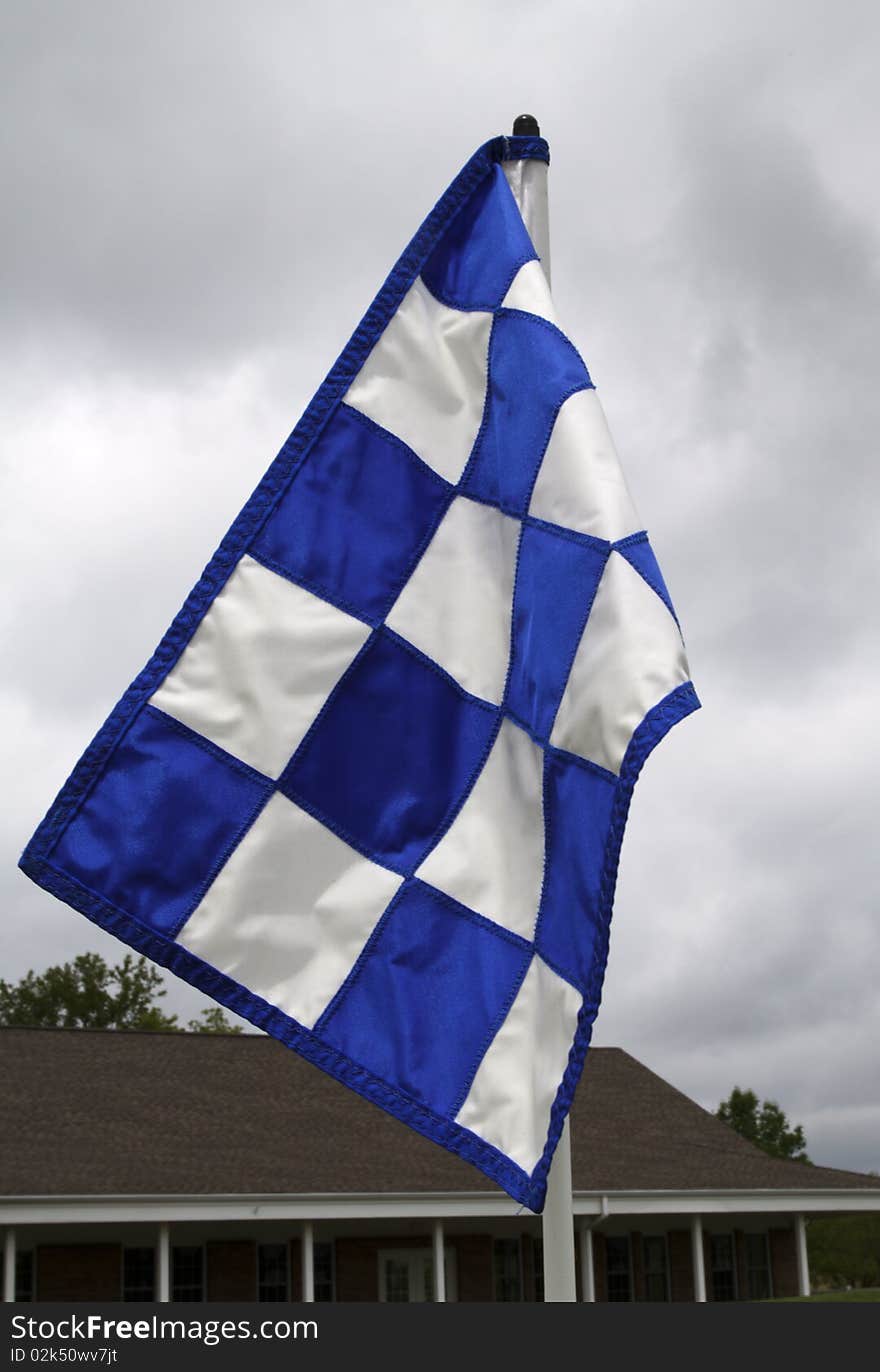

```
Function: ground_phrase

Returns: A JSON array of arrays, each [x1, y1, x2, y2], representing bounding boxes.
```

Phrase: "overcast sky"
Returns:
[[3, 0, 878, 1174]]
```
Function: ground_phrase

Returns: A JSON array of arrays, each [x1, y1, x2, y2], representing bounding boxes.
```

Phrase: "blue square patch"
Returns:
[[535, 750, 616, 992], [507, 524, 608, 742], [462, 311, 591, 515], [279, 629, 499, 873], [251, 405, 452, 624], [51, 706, 271, 937], [316, 878, 532, 1118]]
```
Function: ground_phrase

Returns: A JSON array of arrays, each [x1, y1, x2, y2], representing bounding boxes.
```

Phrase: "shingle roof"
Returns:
[[1, 1028, 876, 1197]]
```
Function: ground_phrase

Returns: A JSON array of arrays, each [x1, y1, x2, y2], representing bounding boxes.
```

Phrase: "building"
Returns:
[[2, 1028, 878, 1302]]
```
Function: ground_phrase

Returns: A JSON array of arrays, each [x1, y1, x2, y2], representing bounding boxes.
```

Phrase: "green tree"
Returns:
[[808, 1215, 880, 1290], [716, 1086, 810, 1162], [187, 1005, 242, 1034], [0, 953, 241, 1034]]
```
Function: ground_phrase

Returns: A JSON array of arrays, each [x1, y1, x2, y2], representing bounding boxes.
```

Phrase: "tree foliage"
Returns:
[[808, 1215, 880, 1290], [0, 953, 242, 1034], [716, 1085, 810, 1162]]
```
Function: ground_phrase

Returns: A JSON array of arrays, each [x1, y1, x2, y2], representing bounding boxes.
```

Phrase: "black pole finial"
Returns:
[[512, 114, 540, 137]]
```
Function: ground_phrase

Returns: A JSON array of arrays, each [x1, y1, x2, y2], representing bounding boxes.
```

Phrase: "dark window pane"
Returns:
[[642, 1236, 669, 1301], [710, 1235, 736, 1302], [606, 1236, 631, 1302], [171, 1245, 204, 1302], [15, 1251, 34, 1303], [493, 1238, 522, 1302], [746, 1234, 771, 1301], [314, 1241, 334, 1303], [123, 1247, 155, 1302], [422, 1256, 435, 1303], [258, 1242, 288, 1302], [533, 1238, 544, 1303], [383, 1257, 409, 1302]]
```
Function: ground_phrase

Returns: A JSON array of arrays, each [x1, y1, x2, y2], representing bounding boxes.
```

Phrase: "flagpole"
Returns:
[[542, 1118, 576, 1300], [508, 114, 578, 1301]]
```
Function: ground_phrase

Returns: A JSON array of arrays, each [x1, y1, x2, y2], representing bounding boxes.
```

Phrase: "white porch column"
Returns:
[[579, 1225, 595, 1303], [3, 1228, 15, 1303], [157, 1222, 170, 1303], [302, 1221, 315, 1302], [542, 1118, 576, 1301], [794, 1214, 810, 1297], [432, 1220, 446, 1302], [690, 1214, 706, 1303]]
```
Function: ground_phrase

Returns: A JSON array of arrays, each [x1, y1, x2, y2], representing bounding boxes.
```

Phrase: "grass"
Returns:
[[764, 1288, 880, 1303]]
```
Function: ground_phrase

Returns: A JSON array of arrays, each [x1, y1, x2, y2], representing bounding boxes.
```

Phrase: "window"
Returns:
[[379, 1251, 432, 1303], [258, 1243, 288, 1302], [493, 1238, 522, 1302], [533, 1238, 544, 1302], [377, 1248, 457, 1302], [642, 1236, 669, 1302], [171, 1245, 204, 1302], [314, 1241, 335, 1303], [605, 1236, 632, 1302], [122, 1247, 155, 1301], [15, 1251, 34, 1303], [710, 1234, 737, 1302], [745, 1233, 772, 1301]]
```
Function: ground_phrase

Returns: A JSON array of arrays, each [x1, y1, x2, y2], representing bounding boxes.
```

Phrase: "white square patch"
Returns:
[[528, 387, 640, 542], [150, 554, 370, 778], [177, 791, 403, 1030], [344, 277, 492, 484], [551, 550, 689, 773], [416, 717, 545, 940], [455, 955, 582, 1175], [501, 259, 559, 326], [386, 495, 520, 706]]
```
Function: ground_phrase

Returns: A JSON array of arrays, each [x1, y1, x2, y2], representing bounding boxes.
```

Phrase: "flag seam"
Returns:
[[315, 877, 535, 1049], [614, 535, 681, 627], [544, 547, 612, 747], [420, 245, 538, 314], [275, 628, 502, 879], [447, 940, 534, 1122], [244, 547, 380, 629]]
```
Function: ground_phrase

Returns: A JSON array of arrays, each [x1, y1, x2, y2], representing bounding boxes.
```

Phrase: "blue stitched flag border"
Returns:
[[19, 134, 699, 1212]]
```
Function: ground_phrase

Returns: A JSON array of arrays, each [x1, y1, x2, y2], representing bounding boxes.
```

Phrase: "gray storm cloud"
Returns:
[[2, 0, 877, 1172]]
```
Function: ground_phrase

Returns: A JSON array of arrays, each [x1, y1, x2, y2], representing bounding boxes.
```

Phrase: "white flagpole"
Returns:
[[507, 115, 577, 1301], [542, 1118, 576, 1300]]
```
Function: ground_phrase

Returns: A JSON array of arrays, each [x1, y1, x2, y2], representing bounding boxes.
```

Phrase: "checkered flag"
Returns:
[[20, 132, 698, 1212]]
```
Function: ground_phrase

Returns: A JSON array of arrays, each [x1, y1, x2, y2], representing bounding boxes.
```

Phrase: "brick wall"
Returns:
[[334, 1236, 382, 1301], [334, 1233, 434, 1302], [452, 1235, 493, 1302], [333, 1232, 494, 1302], [769, 1226, 798, 1298], [668, 1229, 693, 1301], [206, 1240, 255, 1301], [36, 1244, 121, 1302]]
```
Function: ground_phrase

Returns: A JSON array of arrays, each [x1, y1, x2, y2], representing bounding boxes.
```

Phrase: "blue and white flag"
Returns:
[[20, 133, 698, 1212]]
